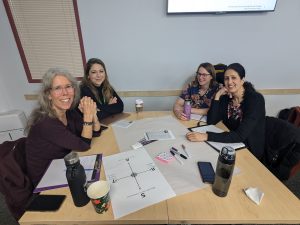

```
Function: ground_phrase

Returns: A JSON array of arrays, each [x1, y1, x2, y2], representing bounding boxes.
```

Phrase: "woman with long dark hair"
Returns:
[[80, 58, 124, 120]]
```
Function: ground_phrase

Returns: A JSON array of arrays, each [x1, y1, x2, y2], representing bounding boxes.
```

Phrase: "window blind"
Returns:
[[4, 0, 85, 82]]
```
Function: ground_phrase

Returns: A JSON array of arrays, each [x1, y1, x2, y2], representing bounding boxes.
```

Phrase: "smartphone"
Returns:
[[197, 161, 215, 184], [26, 194, 66, 212]]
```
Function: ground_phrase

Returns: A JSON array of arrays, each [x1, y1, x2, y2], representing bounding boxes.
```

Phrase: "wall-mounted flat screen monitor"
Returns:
[[167, 0, 277, 14]]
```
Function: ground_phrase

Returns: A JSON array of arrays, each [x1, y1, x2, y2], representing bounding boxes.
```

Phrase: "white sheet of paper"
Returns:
[[112, 115, 240, 196], [190, 114, 207, 123], [103, 148, 176, 219], [112, 120, 134, 128], [34, 154, 99, 192], [144, 129, 175, 141], [190, 125, 245, 151]]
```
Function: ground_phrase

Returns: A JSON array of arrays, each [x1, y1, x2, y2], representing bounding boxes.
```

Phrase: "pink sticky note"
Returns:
[[155, 152, 175, 163]]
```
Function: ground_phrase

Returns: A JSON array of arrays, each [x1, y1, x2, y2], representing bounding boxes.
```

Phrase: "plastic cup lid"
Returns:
[[135, 99, 144, 104]]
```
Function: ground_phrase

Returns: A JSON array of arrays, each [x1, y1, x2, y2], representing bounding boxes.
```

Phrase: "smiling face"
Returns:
[[224, 69, 244, 94], [88, 63, 106, 87], [48, 75, 74, 114], [197, 66, 213, 87]]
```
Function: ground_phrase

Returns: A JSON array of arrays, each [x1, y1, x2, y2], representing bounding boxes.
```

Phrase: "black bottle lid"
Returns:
[[219, 146, 235, 164]]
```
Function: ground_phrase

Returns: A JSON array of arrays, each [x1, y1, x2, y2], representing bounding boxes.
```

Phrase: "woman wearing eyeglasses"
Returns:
[[173, 62, 219, 120], [80, 58, 124, 121], [186, 63, 266, 160], [25, 68, 101, 188]]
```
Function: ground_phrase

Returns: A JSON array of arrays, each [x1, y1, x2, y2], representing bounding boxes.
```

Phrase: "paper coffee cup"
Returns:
[[87, 180, 110, 214], [135, 99, 144, 112]]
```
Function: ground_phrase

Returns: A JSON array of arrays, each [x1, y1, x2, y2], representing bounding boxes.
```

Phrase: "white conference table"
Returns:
[[19, 111, 300, 225]]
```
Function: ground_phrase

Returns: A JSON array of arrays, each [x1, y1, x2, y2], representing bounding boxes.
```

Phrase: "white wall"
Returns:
[[0, 0, 299, 117], [0, 0, 38, 114], [78, 0, 300, 90]]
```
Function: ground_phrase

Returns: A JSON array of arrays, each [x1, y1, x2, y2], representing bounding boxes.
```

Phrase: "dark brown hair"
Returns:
[[81, 58, 113, 104]]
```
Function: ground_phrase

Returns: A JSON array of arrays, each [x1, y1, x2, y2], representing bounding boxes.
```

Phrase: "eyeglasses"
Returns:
[[51, 84, 74, 95], [197, 72, 210, 78]]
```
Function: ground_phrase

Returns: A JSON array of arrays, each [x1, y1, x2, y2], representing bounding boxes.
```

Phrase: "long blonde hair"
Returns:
[[25, 68, 80, 133]]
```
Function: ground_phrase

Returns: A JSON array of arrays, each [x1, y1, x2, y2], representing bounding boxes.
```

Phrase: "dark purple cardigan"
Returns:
[[0, 110, 100, 220], [25, 109, 99, 188]]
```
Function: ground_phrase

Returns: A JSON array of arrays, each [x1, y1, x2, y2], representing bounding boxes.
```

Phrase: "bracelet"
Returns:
[[83, 121, 93, 126]]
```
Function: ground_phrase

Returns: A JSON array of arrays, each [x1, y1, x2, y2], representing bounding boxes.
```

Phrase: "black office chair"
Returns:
[[263, 116, 300, 181], [214, 63, 227, 85], [0, 138, 33, 220], [288, 106, 300, 127]]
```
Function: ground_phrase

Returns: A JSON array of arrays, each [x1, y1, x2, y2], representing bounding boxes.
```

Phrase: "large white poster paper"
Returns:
[[103, 148, 176, 219]]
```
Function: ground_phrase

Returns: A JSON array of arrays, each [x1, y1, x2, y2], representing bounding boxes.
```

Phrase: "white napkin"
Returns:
[[244, 187, 264, 205]]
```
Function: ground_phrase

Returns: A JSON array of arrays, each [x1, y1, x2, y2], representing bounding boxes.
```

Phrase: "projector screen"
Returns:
[[167, 0, 277, 14]]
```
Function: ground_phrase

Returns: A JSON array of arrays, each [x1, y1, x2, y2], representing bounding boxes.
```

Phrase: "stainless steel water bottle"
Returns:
[[183, 99, 191, 120], [212, 146, 236, 197], [64, 152, 90, 207]]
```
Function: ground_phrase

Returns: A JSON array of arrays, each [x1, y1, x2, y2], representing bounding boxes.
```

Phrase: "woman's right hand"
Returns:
[[174, 110, 188, 121], [215, 86, 230, 100], [186, 132, 208, 142]]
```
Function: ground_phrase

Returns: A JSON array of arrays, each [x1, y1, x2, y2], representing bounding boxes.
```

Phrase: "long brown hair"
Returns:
[[192, 62, 217, 88], [81, 58, 114, 104]]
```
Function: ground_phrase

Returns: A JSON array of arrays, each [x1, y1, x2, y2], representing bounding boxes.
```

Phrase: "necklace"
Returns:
[[232, 87, 245, 106], [199, 87, 209, 96]]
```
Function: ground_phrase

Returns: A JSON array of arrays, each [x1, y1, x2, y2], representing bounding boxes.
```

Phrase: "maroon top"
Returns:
[[25, 110, 98, 187]]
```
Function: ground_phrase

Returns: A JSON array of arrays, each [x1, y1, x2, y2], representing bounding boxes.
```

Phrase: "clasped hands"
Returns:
[[78, 96, 98, 122]]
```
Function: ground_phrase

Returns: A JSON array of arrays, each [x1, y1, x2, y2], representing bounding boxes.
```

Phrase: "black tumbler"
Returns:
[[64, 152, 90, 207], [212, 146, 236, 197]]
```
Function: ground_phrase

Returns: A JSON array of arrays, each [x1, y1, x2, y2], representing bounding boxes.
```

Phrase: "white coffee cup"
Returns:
[[135, 99, 144, 113]]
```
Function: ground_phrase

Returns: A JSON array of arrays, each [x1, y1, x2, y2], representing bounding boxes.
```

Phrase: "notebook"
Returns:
[[34, 154, 102, 193], [189, 125, 245, 152]]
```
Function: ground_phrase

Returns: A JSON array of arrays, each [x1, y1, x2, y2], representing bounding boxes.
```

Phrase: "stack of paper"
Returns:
[[144, 129, 175, 141]]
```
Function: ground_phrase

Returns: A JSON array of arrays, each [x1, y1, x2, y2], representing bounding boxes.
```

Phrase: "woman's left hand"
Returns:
[[108, 97, 117, 104], [79, 97, 97, 120], [186, 132, 208, 142]]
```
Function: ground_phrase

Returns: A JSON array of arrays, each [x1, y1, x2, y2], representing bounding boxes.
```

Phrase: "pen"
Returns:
[[170, 150, 184, 165], [197, 115, 204, 126], [181, 144, 190, 158], [171, 148, 187, 159]]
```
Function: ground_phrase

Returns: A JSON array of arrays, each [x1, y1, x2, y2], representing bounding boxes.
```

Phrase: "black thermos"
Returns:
[[212, 146, 236, 197], [64, 152, 90, 207]]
